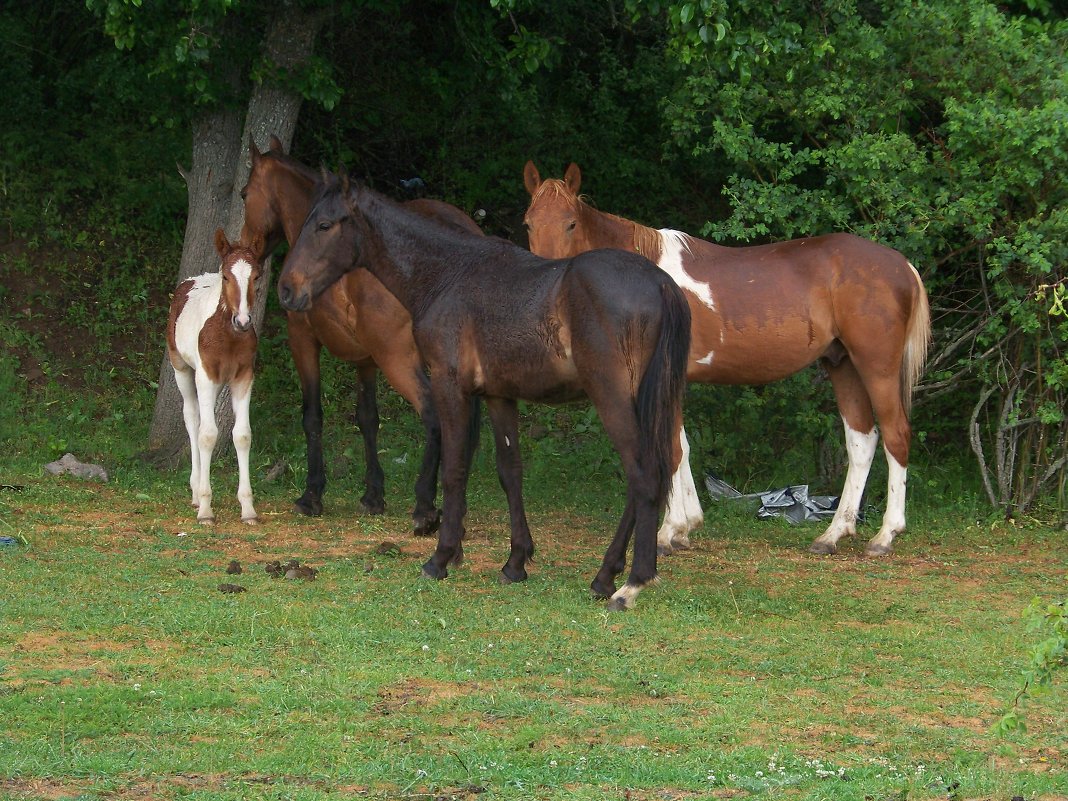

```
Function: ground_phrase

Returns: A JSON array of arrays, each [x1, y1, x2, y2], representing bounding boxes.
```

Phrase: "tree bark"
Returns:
[[144, 7, 327, 469]]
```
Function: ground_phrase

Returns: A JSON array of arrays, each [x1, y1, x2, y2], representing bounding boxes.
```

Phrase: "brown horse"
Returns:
[[277, 173, 691, 610], [523, 162, 931, 557], [167, 229, 263, 525], [240, 137, 481, 535]]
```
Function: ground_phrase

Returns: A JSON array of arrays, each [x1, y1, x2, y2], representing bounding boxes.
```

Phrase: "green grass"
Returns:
[[0, 432, 1065, 800]]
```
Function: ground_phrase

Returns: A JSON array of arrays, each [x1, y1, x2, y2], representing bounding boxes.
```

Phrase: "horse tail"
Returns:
[[900, 262, 931, 416], [636, 280, 692, 506]]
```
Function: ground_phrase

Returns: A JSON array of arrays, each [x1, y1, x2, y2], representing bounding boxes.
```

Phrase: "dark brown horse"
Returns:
[[240, 137, 481, 535], [277, 173, 691, 610], [523, 162, 931, 557]]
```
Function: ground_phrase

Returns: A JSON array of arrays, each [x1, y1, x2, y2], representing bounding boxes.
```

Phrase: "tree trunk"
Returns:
[[144, 7, 327, 469]]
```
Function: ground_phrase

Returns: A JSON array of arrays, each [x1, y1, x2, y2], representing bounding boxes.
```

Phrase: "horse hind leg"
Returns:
[[810, 359, 878, 555], [863, 379, 912, 557], [355, 365, 386, 515], [657, 425, 703, 555]]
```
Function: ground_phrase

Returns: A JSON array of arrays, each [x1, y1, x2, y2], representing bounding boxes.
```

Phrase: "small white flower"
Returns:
[[421, 644, 430, 651]]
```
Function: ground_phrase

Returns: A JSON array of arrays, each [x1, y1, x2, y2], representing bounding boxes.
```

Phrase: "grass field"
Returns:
[[0, 443, 1065, 801]]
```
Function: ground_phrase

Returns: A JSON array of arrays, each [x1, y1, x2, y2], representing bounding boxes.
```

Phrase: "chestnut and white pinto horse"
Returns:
[[166, 230, 263, 525], [523, 162, 932, 557]]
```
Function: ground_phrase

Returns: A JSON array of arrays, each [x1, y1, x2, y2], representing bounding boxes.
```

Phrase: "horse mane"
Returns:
[[531, 178, 664, 263]]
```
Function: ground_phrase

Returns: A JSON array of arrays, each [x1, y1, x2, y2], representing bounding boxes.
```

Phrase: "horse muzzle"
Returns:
[[278, 281, 312, 313], [231, 315, 253, 333]]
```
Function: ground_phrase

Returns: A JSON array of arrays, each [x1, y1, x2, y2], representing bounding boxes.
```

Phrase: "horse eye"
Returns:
[[318, 221, 331, 232], [567, 220, 577, 232]]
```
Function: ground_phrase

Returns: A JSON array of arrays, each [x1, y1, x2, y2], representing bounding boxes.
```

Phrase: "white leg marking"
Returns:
[[696, 350, 714, 365], [657, 427, 704, 552], [811, 419, 878, 553], [608, 576, 660, 611], [231, 378, 258, 523], [867, 449, 907, 555]]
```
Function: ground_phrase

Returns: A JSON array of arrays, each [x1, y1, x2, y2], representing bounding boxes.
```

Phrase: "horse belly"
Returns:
[[687, 317, 832, 385]]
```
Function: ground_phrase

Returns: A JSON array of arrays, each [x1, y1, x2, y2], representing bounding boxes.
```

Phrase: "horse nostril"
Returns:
[[279, 283, 293, 306]]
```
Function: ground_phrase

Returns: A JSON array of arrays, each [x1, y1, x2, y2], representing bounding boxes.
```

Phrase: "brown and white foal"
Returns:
[[166, 230, 263, 524]]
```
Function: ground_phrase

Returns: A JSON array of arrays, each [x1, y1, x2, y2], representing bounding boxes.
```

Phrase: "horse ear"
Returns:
[[339, 166, 350, 195], [564, 163, 582, 195], [523, 161, 541, 196], [246, 232, 266, 261], [269, 134, 284, 154], [213, 228, 230, 258]]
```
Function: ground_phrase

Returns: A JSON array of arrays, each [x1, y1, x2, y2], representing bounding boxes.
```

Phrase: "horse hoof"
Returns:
[[292, 496, 323, 517], [360, 497, 386, 516], [605, 596, 630, 613], [499, 567, 528, 585], [590, 580, 616, 600], [242, 516, 261, 526], [864, 543, 893, 557], [808, 540, 837, 555], [412, 510, 441, 538], [657, 543, 674, 557], [421, 561, 448, 580], [197, 516, 215, 526], [671, 535, 692, 551]]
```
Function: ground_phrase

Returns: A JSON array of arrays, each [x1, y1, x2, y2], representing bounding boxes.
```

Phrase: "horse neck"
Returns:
[[353, 190, 469, 317], [580, 203, 662, 263], [274, 168, 316, 248]]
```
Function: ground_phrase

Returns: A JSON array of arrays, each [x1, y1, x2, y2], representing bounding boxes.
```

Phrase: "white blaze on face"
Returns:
[[230, 259, 254, 327], [657, 229, 716, 311]]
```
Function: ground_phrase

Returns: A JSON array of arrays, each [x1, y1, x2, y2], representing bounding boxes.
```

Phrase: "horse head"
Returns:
[[522, 161, 586, 259], [214, 228, 263, 333], [239, 135, 299, 257], [277, 169, 367, 313]]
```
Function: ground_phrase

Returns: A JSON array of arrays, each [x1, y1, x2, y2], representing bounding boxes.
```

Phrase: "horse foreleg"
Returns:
[[485, 397, 534, 584], [173, 366, 201, 509], [230, 376, 259, 524], [420, 383, 470, 579], [354, 364, 386, 515], [193, 371, 221, 524], [657, 425, 703, 555], [291, 334, 326, 516]]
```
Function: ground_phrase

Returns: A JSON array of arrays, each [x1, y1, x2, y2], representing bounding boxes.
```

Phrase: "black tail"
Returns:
[[636, 281, 691, 507]]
